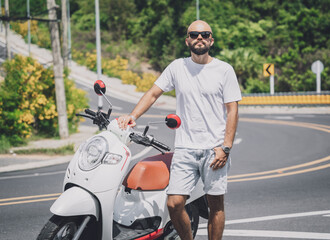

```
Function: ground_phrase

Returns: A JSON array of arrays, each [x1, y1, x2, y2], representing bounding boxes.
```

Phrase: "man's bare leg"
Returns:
[[167, 195, 193, 240], [207, 194, 225, 240]]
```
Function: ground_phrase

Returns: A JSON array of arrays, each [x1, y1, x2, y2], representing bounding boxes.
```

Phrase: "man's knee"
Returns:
[[167, 195, 187, 213]]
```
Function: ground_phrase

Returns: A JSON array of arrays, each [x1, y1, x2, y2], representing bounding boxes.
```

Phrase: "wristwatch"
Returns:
[[221, 145, 231, 155]]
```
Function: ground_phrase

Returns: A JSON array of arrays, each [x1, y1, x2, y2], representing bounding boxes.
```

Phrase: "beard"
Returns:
[[188, 41, 210, 55]]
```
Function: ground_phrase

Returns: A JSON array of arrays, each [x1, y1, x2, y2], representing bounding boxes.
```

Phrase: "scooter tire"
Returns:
[[37, 215, 97, 240], [186, 203, 199, 238]]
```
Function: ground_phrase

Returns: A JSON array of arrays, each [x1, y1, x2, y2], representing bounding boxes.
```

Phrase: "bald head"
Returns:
[[187, 20, 212, 35]]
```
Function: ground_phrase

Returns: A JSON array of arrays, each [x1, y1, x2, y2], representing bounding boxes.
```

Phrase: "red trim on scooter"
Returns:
[[135, 228, 164, 240], [121, 147, 130, 171]]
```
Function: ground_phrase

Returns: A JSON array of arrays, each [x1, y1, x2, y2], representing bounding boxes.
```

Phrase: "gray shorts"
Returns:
[[167, 148, 230, 196]]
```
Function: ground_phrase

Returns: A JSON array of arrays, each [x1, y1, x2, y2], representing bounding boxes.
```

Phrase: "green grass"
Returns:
[[13, 144, 75, 156], [0, 135, 11, 154]]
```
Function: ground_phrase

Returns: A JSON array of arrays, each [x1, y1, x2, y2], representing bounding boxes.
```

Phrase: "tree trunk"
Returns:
[[47, 0, 69, 139]]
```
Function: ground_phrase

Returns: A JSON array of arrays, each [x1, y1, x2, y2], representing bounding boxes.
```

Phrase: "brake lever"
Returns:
[[76, 113, 95, 121], [129, 133, 151, 146]]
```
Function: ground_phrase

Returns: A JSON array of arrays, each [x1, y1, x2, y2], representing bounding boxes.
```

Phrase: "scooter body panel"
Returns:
[[64, 130, 132, 193], [50, 186, 100, 220], [57, 127, 133, 240], [114, 187, 169, 227]]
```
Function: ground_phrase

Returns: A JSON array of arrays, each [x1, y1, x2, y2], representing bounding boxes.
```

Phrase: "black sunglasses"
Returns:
[[188, 31, 212, 39]]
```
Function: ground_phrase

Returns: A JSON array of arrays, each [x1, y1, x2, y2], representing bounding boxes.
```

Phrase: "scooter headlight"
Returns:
[[79, 136, 108, 171]]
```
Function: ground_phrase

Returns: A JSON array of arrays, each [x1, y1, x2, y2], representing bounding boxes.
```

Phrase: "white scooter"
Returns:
[[37, 80, 208, 240]]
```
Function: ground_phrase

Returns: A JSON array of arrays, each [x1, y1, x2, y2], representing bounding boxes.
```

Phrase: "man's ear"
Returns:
[[210, 38, 214, 46], [185, 38, 189, 47]]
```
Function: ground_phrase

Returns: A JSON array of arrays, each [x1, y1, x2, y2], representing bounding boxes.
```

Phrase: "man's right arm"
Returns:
[[118, 84, 164, 129]]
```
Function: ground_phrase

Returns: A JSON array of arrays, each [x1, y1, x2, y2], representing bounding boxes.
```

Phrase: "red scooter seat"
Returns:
[[123, 152, 173, 191]]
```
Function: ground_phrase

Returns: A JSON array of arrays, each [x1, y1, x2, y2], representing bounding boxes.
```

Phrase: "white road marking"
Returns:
[[0, 171, 65, 180], [266, 116, 294, 120], [233, 138, 242, 144], [294, 114, 315, 118], [111, 105, 123, 111], [197, 229, 330, 239], [197, 210, 330, 238], [224, 210, 330, 225], [136, 125, 159, 130]]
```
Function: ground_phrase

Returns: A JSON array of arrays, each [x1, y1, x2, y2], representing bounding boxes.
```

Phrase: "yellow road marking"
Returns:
[[229, 163, 330, 183], [229, 155, 330, 179], [0, 197, 58, 206], [240, 118, 330, 133], [0, 193, 60, 202]]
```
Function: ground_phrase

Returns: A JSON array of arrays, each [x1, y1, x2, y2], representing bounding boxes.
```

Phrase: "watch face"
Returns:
[[222, 146, 230, 154]]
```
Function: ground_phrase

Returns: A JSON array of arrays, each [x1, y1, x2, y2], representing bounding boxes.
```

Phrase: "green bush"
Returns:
[[0, 55, 88, 146]]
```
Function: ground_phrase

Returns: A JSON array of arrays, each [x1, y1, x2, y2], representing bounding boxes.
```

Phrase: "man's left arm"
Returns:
[[211, 101, 239, 170], [223, 101, 239, 149]]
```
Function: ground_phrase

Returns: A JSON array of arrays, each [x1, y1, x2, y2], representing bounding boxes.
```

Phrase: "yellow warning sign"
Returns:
[[263, 64, 274, 77]]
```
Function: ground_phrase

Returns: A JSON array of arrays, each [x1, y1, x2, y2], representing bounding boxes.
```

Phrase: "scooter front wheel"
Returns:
[[37, 215, 97, 240]]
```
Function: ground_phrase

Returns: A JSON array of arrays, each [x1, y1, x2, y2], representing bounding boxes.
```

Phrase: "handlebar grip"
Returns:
[[152, 139, 171, 152], [85, 109, 96, 116]]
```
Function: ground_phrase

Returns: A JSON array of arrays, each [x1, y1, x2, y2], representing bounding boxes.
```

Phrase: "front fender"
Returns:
[[50, 187, 100, 220]]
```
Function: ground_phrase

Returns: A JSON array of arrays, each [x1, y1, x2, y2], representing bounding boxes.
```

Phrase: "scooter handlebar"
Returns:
[[76, 108, 110, 130], [151, 139, 171, 152], [129, 132, 171, 152]]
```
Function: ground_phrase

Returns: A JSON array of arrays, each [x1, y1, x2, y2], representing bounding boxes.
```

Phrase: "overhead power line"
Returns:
[[0, 7, 60, 22], [0, 16, 60, 22]]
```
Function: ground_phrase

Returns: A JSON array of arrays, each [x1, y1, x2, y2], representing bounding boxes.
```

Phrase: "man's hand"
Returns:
[[210, 147, 228, 170], [117, 115, 136, 129]]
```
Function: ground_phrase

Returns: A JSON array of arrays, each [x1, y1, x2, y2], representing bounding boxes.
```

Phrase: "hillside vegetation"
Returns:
[[9, 0, 330, 93]]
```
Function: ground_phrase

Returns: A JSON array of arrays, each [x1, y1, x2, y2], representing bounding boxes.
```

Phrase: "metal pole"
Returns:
[[67, 0, 72, 63], [27, 0, 31, 56], [0, 0, 3, 32], [61, 0, 68, 68], [5, 0, 10, 60], [95, 0, 103, 110], [196, 0, 199, 20], [270, 75, 274, 95], [316, 73, 321, 94]]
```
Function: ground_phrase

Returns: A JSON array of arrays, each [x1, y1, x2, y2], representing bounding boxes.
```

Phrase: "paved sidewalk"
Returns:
[[0, 125, 98, 173]]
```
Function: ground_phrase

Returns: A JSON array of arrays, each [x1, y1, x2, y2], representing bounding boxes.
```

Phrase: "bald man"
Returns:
[[119, 20, 241, 239]]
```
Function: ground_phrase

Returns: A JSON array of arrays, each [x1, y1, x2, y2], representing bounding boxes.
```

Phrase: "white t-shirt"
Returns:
[[155, 57, 242, 149]]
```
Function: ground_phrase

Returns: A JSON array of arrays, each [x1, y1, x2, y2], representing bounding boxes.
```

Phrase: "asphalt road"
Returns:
[[0, 85, 329, 240]]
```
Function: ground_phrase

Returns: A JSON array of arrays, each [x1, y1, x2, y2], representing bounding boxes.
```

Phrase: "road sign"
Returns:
[[311, 60, 324, 74], [311, 60, 324, 93], [263, 63, 274, 77]]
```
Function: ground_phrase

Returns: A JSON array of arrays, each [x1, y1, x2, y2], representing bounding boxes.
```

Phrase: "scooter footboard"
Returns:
[[50, 186, 100, 220]]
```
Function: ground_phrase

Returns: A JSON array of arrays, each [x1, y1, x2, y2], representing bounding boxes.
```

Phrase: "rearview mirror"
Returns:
[[94, 80, 106, 96], [165, 114, 181, 129]]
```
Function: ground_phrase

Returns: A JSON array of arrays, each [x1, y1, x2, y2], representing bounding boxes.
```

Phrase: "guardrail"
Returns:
[[240, 91, 330, 105]]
